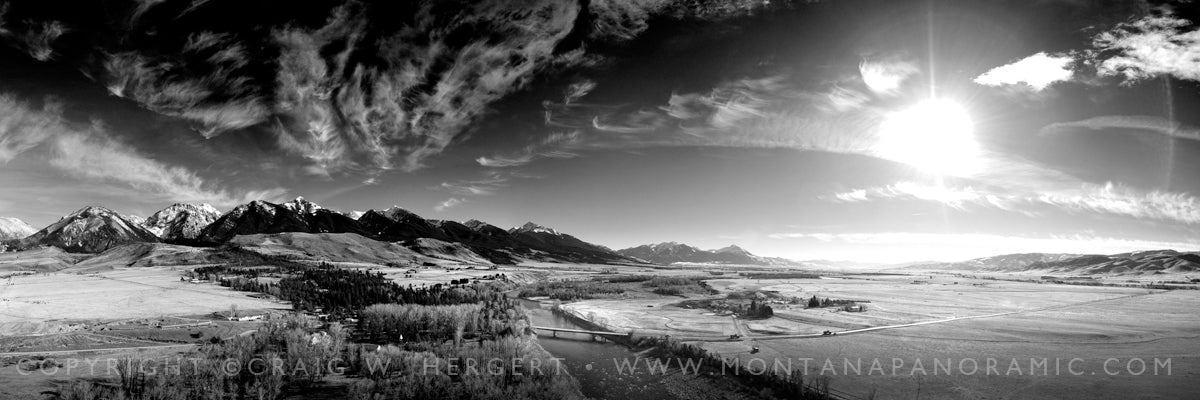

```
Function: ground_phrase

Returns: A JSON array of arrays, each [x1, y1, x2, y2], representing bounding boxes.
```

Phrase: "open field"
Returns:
[[701, 289, 1200, 399], [550, 273, 1200, 399], [0, 266, 284, 336]]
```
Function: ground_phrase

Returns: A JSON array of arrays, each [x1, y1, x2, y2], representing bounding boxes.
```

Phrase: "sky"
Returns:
[[0, 0, 1198, 262]]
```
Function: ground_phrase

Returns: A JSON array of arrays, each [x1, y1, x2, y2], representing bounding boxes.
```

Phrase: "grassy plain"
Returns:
[[551, 273, 1199, 399]]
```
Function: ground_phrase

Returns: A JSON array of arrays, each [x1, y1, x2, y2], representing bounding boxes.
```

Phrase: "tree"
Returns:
[[807, 295, 819, 308]]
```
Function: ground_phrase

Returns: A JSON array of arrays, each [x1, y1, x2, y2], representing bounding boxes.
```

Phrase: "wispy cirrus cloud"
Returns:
[[272, 0, 584, 175], [564, 80, 597, 105], [104, 32, 272, 138], [50, 131, 287, 207], [433, 197, 465, 212], [15, 20, 67, 61], [829, 180, 1200, 225], [432, 169, 543, 212], [477, 131, 583, 168], [0, 95, 66, 162], [438, 173, 510, 197], [828, 181, 1004, 211], [500, 74, 893, 175], [766, 231, 1199, 262], [0, 92, 285, 207], [1041, 115, 1200, 141], [2, 0, 805, 180], [0, 4, 68, 62]]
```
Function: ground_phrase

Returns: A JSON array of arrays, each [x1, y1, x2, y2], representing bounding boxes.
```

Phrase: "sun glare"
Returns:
[[875, 99, 981, 176]]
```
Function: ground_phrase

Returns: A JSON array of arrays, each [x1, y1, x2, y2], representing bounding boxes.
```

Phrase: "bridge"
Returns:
[[530, 326, 632, 340]]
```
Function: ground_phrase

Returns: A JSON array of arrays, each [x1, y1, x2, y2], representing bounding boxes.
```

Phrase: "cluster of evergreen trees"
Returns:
[[805, 295, 857, 308], [744, 300, 774, 318], [211, 263, 510, 317]]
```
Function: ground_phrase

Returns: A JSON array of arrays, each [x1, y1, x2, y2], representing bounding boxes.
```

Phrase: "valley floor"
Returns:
[[553, 273, 1200, 399], [1, 253, 1197, 400]]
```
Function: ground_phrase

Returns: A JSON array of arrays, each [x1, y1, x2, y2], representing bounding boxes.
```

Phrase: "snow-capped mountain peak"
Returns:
[[23, 205, 158, 252], [0, 217, 37, 241], [347, 210, 366, 220], [512, 222, 559, 235], [143, 203, 221, 240], [281, 196, 323, 215], [378, 206, 416, 221], [715, 244, 751, 255]]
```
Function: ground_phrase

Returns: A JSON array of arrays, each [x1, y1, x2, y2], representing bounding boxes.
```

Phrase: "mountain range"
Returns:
[[6, 199, 1190, 275], [908, 250, 1200, 275], [616, 242, 800, 266], [0, 198, 643, 265]]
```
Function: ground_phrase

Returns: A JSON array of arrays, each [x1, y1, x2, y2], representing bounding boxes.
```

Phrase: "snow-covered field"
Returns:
[[0, 266, 282, 336]]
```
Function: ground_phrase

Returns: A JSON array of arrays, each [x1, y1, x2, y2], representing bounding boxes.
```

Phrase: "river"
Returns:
[[518, 299, 685, 400]]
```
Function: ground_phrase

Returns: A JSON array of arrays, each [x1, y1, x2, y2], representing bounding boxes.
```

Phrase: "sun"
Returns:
[[874, 99, 981, 176]]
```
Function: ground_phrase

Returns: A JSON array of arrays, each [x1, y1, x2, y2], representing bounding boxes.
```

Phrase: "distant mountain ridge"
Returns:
[[909, 250, 1200, 275], [617, 242, 796, 265]]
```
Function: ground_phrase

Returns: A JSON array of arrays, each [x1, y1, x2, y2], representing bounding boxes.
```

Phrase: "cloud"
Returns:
[[584, 0, 789, 42], [612, 75, 882, 153], [104, 34, 272, 137], [16, 20, 67, 61], [1093, 11, 1200, 83], [438, 173, 510, 197], [767, 231, 1199, 261], [586, 0, 666, 41], [50, 128, 288, 207], [829, 182, 999, 210], [976, 10, 1200, 89], [1041, 115, 1200, 141], [0, 95, 67, 162], [269, 0, 584, 175], [833, 189, 868, 202], [0, 7, 68, 61], [591, 110, 666, 134], [565, 80, 598, 104], [2, 0, 804, 179], [974, 52, 1075, 91], [828, 180, 1200, 225], [1038, 182, 1200, 225], [477, 131, 583, 168], [433, 169, 542, 209], [434, 197, 465, 212], [504, 74, 894, 170], [859, 55, 919, 94], [0, 91, 285, 207]]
